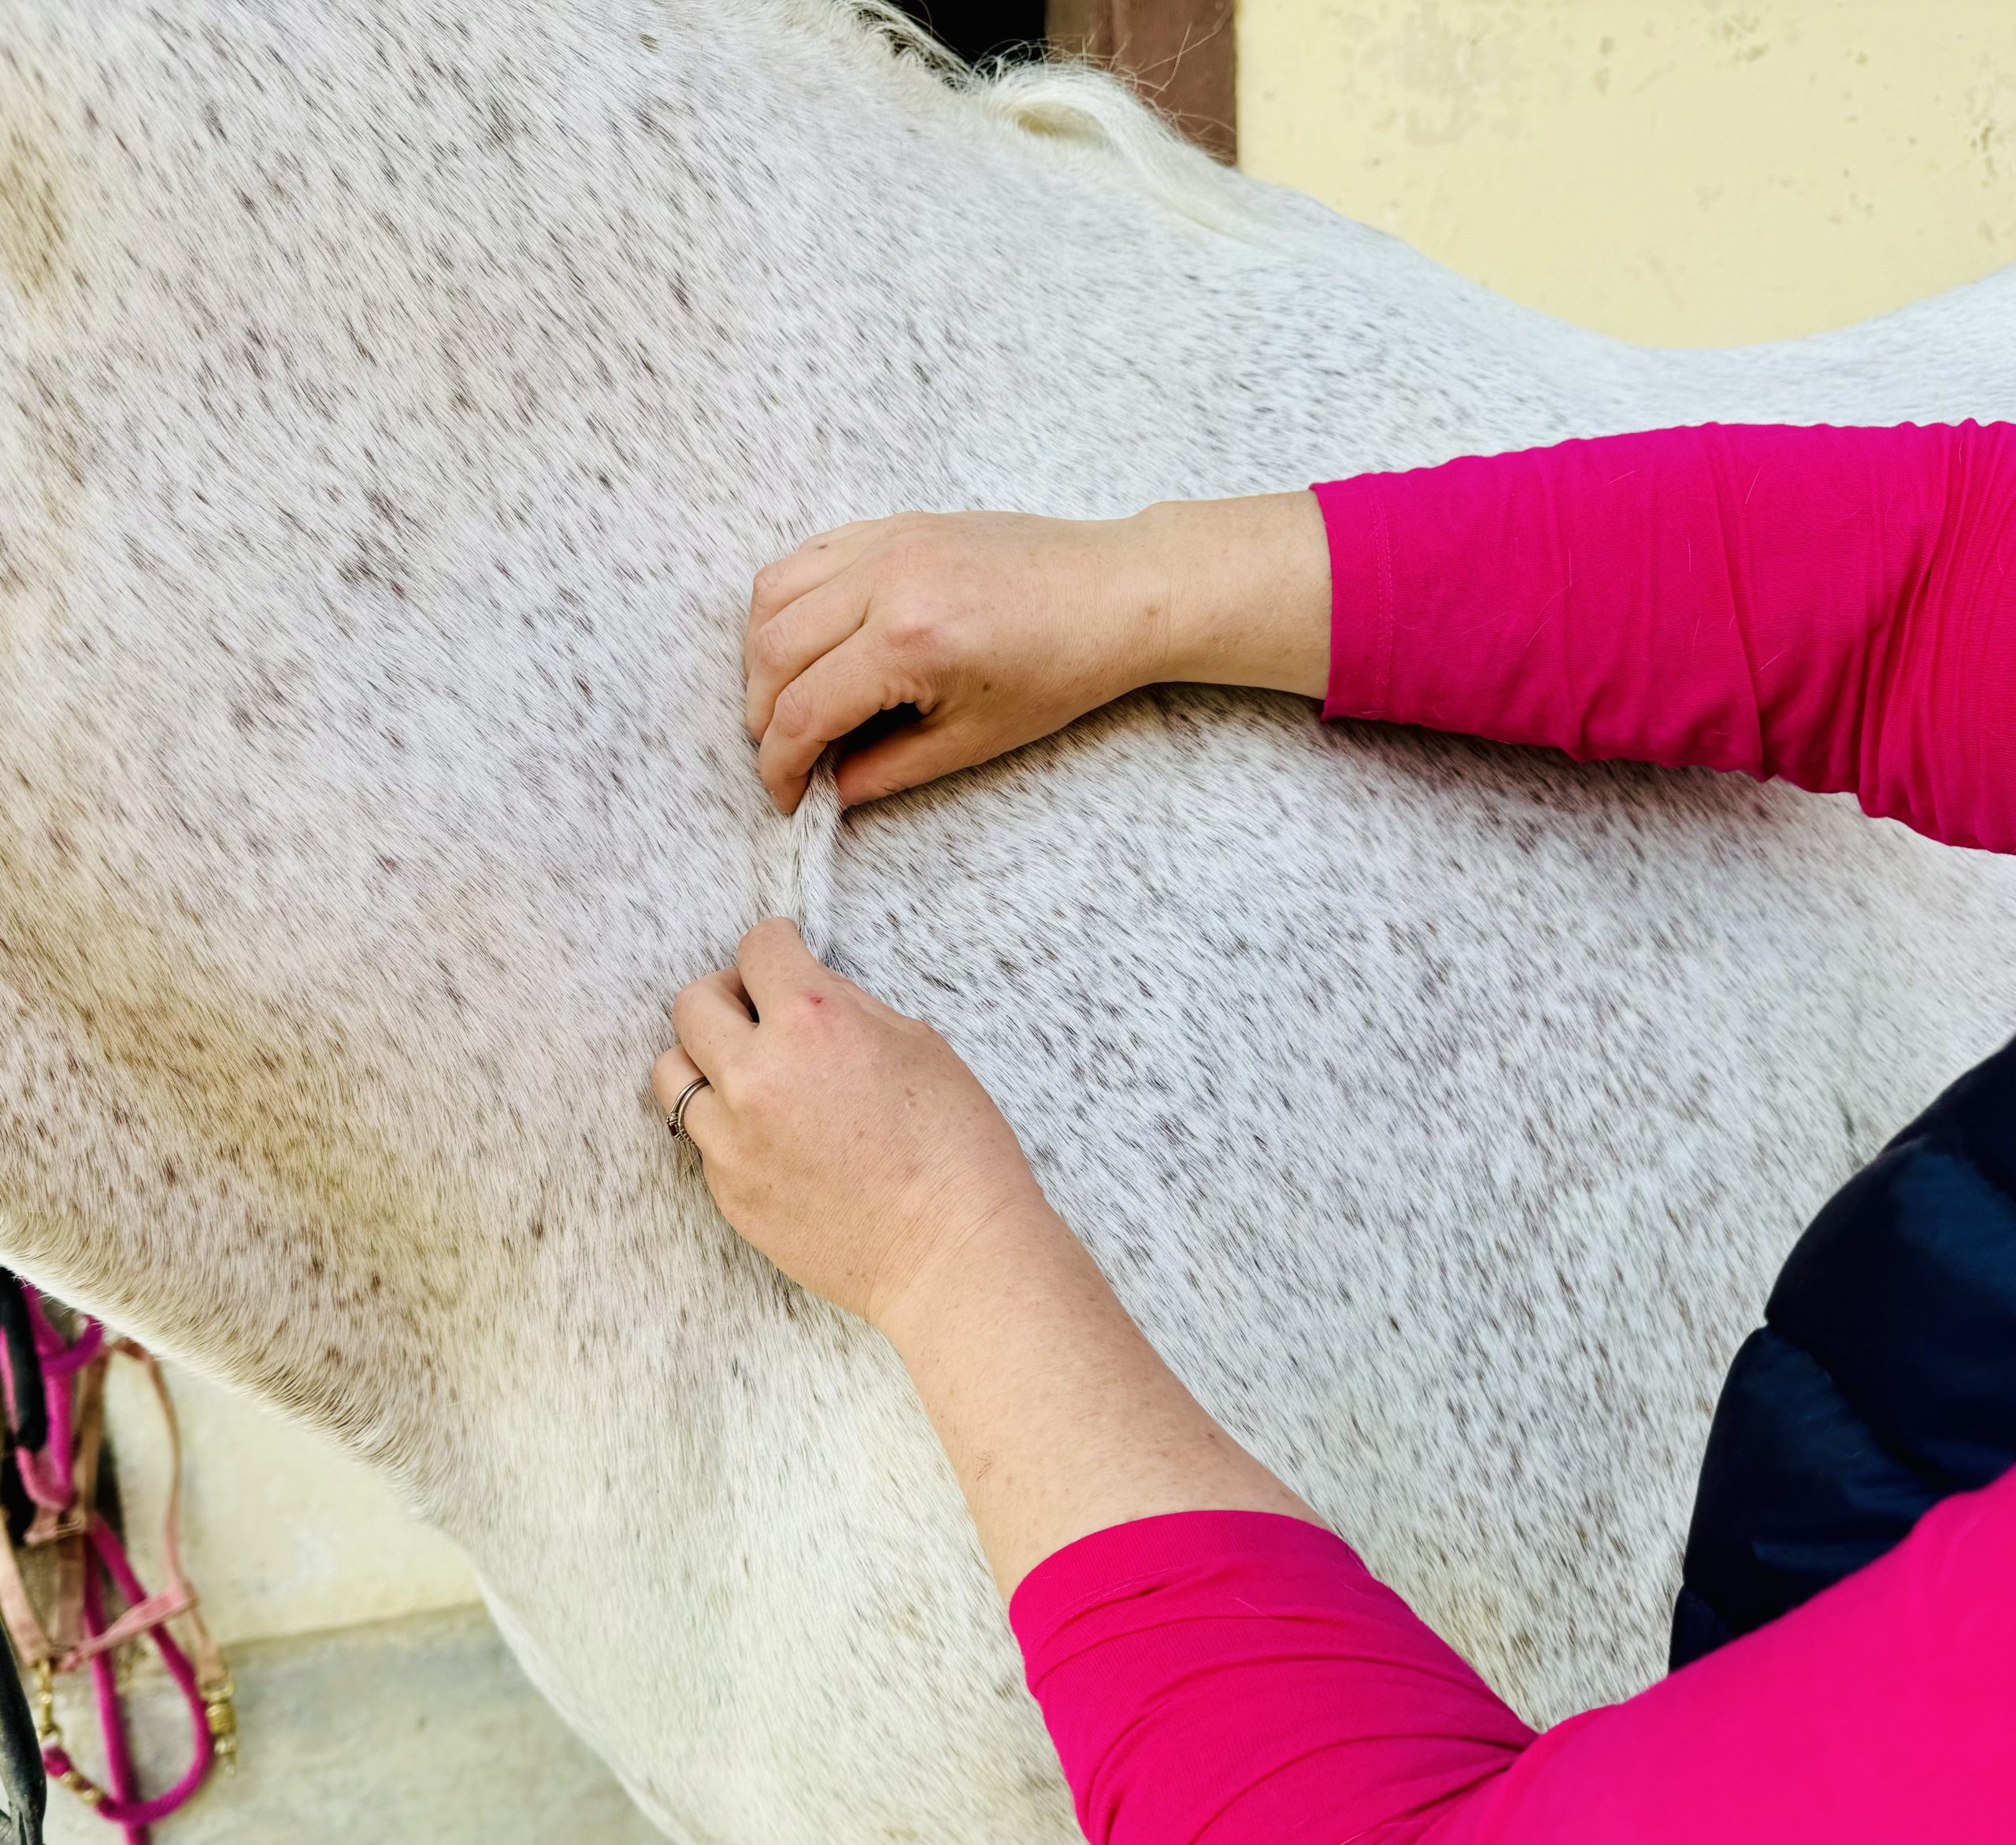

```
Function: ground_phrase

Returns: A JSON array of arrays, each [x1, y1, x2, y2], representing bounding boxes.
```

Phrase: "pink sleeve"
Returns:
[[1011, 1470, 2016, 1845], [1008, 1510, 1534, 1845], [1429, 1464, 2016, 1843], [1312, 420, 2016, 854]]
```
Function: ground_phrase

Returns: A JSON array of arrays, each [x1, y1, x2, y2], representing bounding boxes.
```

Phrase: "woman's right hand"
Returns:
[[743, 494, 1332, 813]]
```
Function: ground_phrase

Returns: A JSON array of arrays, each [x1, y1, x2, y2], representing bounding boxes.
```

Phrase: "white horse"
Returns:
[[2, 2, 2011, 1837]]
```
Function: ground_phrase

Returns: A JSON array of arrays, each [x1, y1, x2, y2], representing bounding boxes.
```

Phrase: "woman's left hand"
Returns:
[[652, 920, 1060, 1327], [654, 921, 1320, 1595]]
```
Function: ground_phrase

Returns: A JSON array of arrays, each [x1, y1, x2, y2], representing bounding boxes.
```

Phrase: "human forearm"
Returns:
[[1133, 492, 1332, 700], [655, 924, 1317, 1602], [878, 1202, 1317, 1597]]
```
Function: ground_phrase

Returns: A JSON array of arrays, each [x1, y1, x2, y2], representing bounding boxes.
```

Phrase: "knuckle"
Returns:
[[878, 602, 941, 658], [723, 1057, 778, 1117], [770, 680, 815, 739], [751, 619, 797, 675], [784, 983, 836, 1028]]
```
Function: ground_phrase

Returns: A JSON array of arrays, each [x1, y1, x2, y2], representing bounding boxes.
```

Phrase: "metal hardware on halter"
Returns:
[[201, 1673, 239, 1773], [31, 1665, 102, 1811], [0, 1276, 235, 1837]]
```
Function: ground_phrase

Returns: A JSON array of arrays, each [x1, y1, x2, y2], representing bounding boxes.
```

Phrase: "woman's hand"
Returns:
[[743, 494, 1332, 813], [652, 919, 1060, 1328], [650, 919, 1317, 1592]]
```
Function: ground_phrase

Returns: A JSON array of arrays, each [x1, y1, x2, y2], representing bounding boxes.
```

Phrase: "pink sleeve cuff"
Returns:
[[1311, 476, 1399, 721], [1010, 1508, 1359, 1646]]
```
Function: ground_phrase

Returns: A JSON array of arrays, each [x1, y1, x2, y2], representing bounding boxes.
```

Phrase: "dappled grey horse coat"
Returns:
[[2, 2, 2014, 1837]]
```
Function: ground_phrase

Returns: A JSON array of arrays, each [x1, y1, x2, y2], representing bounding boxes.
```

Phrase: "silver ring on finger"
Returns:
[[666, 1076, 711, 1143]]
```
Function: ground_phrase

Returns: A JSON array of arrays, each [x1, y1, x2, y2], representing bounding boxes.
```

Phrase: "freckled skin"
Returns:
[[1, 3, 2014, 1840]]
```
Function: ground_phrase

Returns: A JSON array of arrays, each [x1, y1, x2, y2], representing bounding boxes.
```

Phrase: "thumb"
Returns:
[[836, 715, 989, 807], [735, 916, 828, 1006]]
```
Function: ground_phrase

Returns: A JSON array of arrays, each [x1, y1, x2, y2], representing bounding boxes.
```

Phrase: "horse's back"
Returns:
[[3, 3, 2015, 1836]]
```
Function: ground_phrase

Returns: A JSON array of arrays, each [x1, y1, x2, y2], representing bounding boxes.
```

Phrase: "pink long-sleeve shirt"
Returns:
[[1009, 422, 2016, 1843], [1317, 418, 2015, 851]]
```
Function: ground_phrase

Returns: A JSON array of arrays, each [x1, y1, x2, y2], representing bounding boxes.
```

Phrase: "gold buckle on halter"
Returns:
[[201, 1672, 239, 1774], [32, 1661, 106, 1810]]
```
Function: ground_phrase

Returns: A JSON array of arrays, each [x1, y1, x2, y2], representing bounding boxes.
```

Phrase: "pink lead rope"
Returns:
[[0, 1286, 235, 1844]]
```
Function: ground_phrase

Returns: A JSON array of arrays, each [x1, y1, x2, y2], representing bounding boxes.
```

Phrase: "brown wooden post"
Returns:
[[1047, 0, 1236, 163]]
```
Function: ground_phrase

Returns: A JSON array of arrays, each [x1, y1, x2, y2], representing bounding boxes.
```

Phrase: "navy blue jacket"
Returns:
[[1672, 1033, 2016, 1669]]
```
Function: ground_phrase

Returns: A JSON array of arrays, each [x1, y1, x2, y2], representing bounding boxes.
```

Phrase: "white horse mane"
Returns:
[[816, 0, 1268, 233]]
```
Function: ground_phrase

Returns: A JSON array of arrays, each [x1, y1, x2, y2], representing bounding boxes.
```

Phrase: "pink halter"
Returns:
[[0, 1284, 235, 1843]]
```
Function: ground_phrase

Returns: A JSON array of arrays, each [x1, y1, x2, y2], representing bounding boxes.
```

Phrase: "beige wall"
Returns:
[[1237, 0, 2016, 346], [106, 1360, 477, 1648]]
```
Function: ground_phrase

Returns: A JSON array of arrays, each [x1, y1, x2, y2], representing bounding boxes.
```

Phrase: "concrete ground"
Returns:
[[41, 1606, 664, 1845]]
